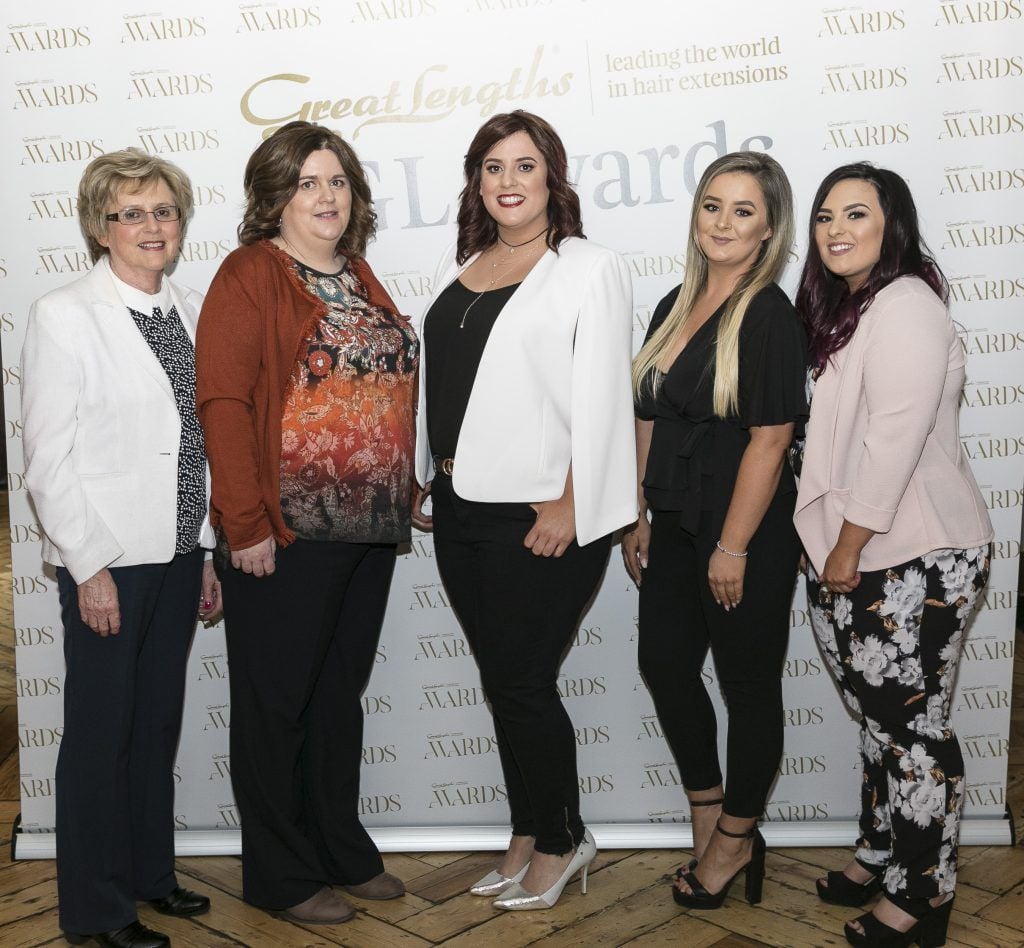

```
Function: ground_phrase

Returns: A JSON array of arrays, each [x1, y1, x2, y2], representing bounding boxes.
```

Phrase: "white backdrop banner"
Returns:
[[2, 1, 1021, 850]]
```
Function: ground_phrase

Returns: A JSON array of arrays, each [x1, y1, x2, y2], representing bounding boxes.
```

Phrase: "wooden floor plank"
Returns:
[[623, 915, 734, 946], [346, 888, 435, 926], [767, 846, 858, 872], [977, 881, 1024, 931], [957, 844, 1024, 894], [684, 897, 847, 948], [0, 737, 21, 803], [707, 936, 777, 948], [522, 877, 727, 947], [403, 851, 501, 903], [0, 801, 24, 847], [392, 887, 507, 942], [0, 859, 56, 899], [0, 706, 17, 755], [0, 912, 68, 948], [382, 852, 451, 886], [412, 851, 473, 868], [300, 912, 434, 947], [176, 856, 245, 900], [0, 880, 59, 928], [945, 909, 1024, 948]]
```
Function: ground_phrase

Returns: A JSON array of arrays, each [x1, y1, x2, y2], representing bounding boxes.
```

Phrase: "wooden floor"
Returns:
[[0, 490, 1021, 946]]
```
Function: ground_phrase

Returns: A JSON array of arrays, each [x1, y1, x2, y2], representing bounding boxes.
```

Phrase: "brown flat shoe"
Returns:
[[275, 886, 355, 924], [343, 871, 405, 900]]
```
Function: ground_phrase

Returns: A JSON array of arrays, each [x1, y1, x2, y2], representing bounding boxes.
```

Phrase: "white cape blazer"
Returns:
[[21, 256, 215, 584], [415, 237, 638, 546]]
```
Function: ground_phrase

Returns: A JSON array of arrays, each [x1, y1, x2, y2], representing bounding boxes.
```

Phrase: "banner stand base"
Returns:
[[12, 817, 1014, 860]]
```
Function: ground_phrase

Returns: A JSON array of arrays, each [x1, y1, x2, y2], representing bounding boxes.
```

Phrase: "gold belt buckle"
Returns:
[[441, 457, 455, 476]]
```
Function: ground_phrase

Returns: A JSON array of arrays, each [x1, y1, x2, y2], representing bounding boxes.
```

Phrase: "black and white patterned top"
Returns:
[[127, 303, 207, 554]]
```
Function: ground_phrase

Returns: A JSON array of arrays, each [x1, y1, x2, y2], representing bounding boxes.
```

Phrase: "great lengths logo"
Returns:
[[240, 46, 572, 138]]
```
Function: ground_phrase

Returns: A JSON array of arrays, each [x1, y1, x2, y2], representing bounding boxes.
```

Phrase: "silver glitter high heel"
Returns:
[[492, 830, 596, 911], [468, 861, 529, 896]]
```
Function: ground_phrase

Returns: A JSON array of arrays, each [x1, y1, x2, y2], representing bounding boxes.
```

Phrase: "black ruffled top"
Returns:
[[636, 282, 808, 535]]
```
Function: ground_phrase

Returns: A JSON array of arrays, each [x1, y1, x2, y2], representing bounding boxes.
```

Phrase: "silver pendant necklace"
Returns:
[[459, 227, 548, 328]]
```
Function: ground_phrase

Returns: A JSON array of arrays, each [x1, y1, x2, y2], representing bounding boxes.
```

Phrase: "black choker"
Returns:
[[497, 227, 549, 252]]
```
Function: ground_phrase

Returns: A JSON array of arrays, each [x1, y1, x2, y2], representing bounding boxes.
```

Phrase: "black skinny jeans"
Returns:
[[638, 505, 800, 818], [430, 473, 610, 855]]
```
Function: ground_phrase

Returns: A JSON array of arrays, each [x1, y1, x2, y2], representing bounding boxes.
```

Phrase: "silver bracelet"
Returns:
[[715, 540, 748, 558]]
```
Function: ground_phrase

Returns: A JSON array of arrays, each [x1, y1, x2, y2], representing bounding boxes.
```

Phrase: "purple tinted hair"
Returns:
[[796, 162, 948, 370]]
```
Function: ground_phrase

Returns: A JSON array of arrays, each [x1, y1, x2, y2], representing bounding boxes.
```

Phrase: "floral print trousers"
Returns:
[[806, 546, 991, 899]]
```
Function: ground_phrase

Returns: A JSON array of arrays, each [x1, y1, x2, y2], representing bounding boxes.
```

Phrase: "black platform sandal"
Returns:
[[672, 796, 724, 882], [672, 820, 766, 909], [844, 893, 954, 947], [817, 859, 884, 907]]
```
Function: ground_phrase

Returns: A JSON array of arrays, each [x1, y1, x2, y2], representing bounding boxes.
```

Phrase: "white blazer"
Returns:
[[415, 237, 638, 545], [21, 257, 215, 584]]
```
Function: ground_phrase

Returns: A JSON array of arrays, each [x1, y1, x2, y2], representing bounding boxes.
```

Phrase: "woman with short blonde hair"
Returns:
[[23, 148, 218, 947], [77, 147, 195, 262]]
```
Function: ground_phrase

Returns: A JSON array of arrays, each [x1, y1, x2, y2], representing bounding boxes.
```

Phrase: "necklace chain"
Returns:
[[459, 229, 548, 329], [497, 226, 549, 253]]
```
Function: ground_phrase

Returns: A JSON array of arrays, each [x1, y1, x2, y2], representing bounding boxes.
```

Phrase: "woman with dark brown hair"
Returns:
[[196, 121, 416, 924], [795, 164, 991, 946], [412, 110, 636, 911]]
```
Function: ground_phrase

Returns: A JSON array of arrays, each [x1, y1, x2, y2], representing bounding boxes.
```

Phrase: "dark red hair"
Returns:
[[796, 162, 947, 371], [456, 111, 584, 264]]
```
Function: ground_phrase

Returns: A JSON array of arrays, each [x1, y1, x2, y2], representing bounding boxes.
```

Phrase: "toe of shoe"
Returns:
[[343, 872, 405, 900]]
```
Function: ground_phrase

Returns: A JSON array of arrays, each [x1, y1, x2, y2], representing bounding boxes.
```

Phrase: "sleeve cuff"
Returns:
[[844, 496, 897, 535], [63, 539, 125, 586]]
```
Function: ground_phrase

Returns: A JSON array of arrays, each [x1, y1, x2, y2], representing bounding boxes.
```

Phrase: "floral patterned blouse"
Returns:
[[279, 258, 419, 543]]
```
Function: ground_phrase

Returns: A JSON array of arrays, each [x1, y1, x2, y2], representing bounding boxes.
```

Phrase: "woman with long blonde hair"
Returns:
[[623, 151, 807, 910]]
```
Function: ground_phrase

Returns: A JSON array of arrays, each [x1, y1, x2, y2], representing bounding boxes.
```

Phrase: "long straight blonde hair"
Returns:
[[632, 151, 795, 418]]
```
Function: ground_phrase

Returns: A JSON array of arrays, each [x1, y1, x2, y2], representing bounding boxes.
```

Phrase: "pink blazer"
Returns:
[[794, 276, 992, 573]]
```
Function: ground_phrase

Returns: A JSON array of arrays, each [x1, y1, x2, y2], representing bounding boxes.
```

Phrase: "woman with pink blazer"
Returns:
[[793, 163, 992, 948]]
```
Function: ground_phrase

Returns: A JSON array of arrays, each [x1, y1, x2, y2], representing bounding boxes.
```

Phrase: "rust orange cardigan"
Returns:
[[195, 240, 400, 550]]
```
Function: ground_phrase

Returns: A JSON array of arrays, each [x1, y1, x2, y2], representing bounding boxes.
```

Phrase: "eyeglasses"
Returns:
[[104, 205, 182, 225]]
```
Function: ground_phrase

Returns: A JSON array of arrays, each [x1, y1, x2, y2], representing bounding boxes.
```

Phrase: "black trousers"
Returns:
[[55, 550, 204, 934], [221, 538, 394, 909], [431, 474, 610, 855], [637, 505, 799, 818], [807, 546, 991, 899]]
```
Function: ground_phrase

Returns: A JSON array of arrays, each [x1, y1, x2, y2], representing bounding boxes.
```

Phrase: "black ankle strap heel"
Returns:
[[675, 797, 725, 875], [672, 820, 766, 910]]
